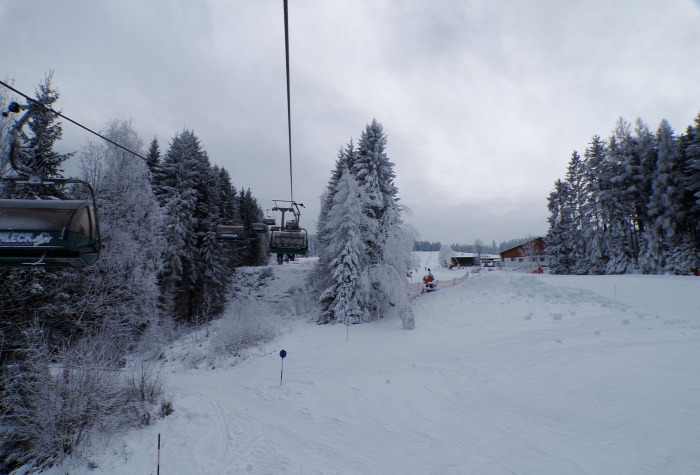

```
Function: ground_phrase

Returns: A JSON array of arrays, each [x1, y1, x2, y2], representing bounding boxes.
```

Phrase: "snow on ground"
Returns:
[[44, 253, 700, 474]]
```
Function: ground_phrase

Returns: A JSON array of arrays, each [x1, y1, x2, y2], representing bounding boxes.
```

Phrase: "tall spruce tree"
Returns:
[[158, 130, 230, 322], [604, 124, 639, 273], [236, 188, 267, 266], [581, 136, 609, 274], [316, 119, 413, 325], [352, 119, 398, 264], [145, 137, 162, 187], [546, 179, 575, 274], [564, 151, 587, 273], [3, 72, 73, 199], [314, 140, 356, 290], [683, 114, 700, 255], [318, 167, 368, 324]]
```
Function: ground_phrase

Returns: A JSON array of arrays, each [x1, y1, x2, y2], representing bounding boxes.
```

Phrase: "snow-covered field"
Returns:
[[44, 253, 700, 474]]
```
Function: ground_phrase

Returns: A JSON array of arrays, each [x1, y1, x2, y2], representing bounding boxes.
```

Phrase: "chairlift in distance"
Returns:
[[269, 200, 308, 264], [262, 210, 276, 227], [216, 224, 245, 242], [0, 101, 101, 267], [251, 222, 268, 233], [216, 217, 269, 243]]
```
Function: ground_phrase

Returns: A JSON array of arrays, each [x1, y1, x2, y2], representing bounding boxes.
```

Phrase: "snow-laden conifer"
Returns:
[[316, 119, 414, 326], [318, 167, 368, 324], [581, 136, 609, 274], [352, 119, 398, 264], [159, 130, 212, 321], [564, 151, 587, 273], [546, 179, 575, 273], [314, 140, 356, 289]]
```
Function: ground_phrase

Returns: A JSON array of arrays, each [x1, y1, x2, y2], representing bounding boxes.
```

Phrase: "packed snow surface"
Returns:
[[46, 254, 700, 474]]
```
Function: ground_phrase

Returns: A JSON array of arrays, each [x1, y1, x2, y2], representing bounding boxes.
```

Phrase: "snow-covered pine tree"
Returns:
[[581, 136, 609, 274], [2, 72, 73, 199], [372, 201, 416, 328], [660, 117, 700, 274], [158, 130, 206, 322], [314, 141, 356, 290], [352, 119, 398, 264], [684, 115, 700, 205], [564, 151, 588, 273], [681, 113, 700, 270], [606, 119, 656, 270], [351, 120, 412, 316], [22, 73, 73, 188], [236, 188, 267, 266], [316, 119, 413, 325], [642, 120, 675, 273], [145, 137, 162, 187], [318, 167, 368, 324], [211, 165, 242, 268], [546, 179, 575, 273], [214, 165, 237, 224], [604, 123, 640, 273], [191, 162, 232, 319]]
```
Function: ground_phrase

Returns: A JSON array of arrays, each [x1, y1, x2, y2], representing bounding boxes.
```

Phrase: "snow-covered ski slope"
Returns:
[[47, 253, 700, 474]]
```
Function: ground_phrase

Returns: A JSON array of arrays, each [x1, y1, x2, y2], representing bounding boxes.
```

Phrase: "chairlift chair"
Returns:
[[0, 101, 102, 267], [0, 199, 100, 267], [269, 200, 308, 256], [269, 228, 308, 255], [251, 222, 268, 233], [216, 224, 245, 242]]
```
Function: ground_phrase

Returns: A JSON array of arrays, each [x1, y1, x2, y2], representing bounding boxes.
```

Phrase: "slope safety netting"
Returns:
[[410, 272, 469, 293]]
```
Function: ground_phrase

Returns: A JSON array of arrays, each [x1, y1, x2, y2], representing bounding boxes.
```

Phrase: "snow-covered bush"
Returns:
[[126, 358, 168, 424], [0, 329, 169, 472], [210, 300, 283, 357]]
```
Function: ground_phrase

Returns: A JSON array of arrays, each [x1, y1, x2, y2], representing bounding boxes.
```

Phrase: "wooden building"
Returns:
[[499, 237, 549, 269]]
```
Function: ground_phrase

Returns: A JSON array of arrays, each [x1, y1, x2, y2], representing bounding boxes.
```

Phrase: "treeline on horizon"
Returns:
[[413, 237, 535, 254], [545, 112, 700, 275]]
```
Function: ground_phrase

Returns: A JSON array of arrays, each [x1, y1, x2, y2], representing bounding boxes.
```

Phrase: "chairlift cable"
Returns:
[[0, 79, 147, 162], [283, 0, 294, 203]]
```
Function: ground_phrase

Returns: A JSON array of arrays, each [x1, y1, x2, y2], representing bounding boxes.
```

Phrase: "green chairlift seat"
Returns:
[[0, 199, 100, 267], [269, 227, 308, 255], [251, 222, 268, 233], [216, 224, 245, 242]]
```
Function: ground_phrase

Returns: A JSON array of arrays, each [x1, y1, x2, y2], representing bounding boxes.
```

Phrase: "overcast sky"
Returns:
[[2, 0, 700, 245]]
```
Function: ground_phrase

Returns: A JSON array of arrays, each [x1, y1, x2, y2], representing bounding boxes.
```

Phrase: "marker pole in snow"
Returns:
[[157, 433, 161, 475], [280, 349, 287, 385]]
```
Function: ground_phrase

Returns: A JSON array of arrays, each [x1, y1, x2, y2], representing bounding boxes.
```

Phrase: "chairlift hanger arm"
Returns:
[[6, 103, 35, 179]]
